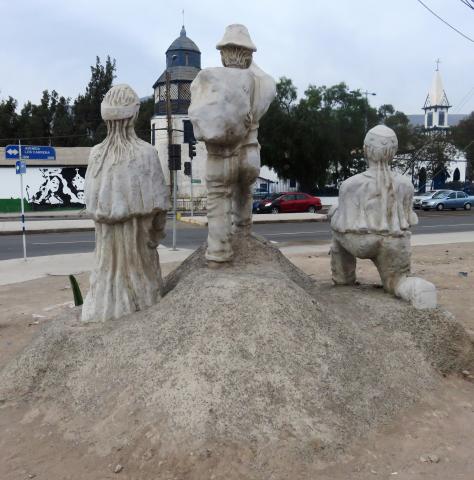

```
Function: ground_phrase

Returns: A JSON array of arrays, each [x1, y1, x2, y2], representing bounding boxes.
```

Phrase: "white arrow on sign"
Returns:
[[7, 148, 19, 156]]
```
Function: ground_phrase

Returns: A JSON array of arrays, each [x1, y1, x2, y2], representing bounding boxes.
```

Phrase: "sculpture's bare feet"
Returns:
[[395, 277, 437, 310]]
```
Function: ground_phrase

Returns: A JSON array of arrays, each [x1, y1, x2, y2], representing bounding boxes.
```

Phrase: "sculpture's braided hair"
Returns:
[[91, 85, 142, 177], [220, 46, 253, 69], [364, 127, 398, 229]]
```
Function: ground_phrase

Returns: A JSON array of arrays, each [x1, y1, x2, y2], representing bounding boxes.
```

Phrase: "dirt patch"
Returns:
[[0, 242, 473, 480], [290, 242, 474, 335]]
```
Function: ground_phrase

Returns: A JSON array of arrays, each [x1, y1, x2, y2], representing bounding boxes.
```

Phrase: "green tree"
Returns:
[[135, 97, 154, 142], [0, 97, 19, 145], [259, 77, 299, 184], [52, 95, 75, 146], [74, 56, 116, 146], [17, 90, 58, 144], [378, 104, 412, 153], [260, 80, 380, 191]]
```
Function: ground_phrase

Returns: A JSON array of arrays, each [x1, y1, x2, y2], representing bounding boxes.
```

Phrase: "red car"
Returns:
[[257, 192, 322, 214]]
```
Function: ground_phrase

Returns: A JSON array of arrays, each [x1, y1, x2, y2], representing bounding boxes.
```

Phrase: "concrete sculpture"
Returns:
[[189, 24, 276, 263], [330, 125, 437, 309], [82, 84, 170, 322]]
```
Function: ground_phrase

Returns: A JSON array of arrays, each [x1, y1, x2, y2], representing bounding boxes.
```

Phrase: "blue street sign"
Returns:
[[5, 145, 56, 160], [15, 161, 26, 174]]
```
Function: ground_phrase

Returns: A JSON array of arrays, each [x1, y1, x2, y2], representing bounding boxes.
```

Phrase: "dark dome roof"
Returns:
[[166, 26, 200, 53]]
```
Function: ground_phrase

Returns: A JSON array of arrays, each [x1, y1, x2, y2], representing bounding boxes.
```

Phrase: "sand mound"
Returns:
[[1, 236, 472, 479]]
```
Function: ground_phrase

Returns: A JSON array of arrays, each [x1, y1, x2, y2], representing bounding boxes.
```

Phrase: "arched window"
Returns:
[[453, 167, 460, 183], [438, 110, 445, 126], [418, 167, 427, 192], [427, 112, 433, 127]]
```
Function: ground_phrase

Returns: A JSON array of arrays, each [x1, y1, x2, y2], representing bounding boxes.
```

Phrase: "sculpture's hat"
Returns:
[[101, 84, 140, 121], [364, 125, 397, 147], [216, 24, 257, 52]]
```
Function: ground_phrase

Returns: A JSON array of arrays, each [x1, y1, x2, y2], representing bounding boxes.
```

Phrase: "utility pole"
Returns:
[[362, 90, 376, 133], [18, 139, 27, 261], [166, 71, 178, 250]]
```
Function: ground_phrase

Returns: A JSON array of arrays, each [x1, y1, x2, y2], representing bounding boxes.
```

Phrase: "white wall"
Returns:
[[0, 166, 85, 205]]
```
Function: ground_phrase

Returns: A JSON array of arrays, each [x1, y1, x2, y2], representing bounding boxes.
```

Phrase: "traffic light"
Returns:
[[184, 161, 192, 176], [188, 141, 196, 158], [183, 119, 195, 143], [168, 144, 181, 171]]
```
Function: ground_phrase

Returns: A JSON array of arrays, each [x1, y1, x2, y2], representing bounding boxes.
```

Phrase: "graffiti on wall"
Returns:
[[26, 168, 86, 206]]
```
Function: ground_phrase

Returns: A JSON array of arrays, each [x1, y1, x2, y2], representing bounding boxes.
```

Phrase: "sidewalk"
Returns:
[[0, 213, 328, 235], [0, 245, 194, 286], [1, 231, 473, 286], [0, 209, 89, 221], [0, 219, 95, 235]]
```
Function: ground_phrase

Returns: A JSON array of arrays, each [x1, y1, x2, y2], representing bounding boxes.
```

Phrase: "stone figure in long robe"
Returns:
[[330, 125, 437, 309], [189, 24, 276, 263], [82, 84, 170, 322]]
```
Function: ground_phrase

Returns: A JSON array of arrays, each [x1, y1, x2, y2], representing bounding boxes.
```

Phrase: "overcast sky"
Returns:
[[1, 0, 473, 114]]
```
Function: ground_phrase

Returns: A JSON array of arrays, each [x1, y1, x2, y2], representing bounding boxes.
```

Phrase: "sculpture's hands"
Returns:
[[148, 210, 167, 248]]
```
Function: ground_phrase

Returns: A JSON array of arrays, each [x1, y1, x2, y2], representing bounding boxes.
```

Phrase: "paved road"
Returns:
[[1, 210, 474, 260]]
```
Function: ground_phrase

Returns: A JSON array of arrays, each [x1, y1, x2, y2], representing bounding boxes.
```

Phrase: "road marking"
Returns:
[[419, 212, 474, 217], [264, 231, 328, 236], [420, 223, 474, 228], [32, 240, 95, 245]]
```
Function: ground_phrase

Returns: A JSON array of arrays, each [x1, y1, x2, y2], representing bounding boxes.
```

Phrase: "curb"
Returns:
[[0, 227, 95, 236]]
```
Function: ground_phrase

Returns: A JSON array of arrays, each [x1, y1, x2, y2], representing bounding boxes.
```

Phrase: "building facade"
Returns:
[[0, 147, 90, 209], [415, 66, 467, 190], [150, 26, 207, 199]]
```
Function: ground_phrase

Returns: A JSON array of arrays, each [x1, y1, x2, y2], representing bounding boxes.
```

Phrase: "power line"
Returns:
[[460, 0, 474, 11], [416, 0, 474, 43], [454, 86, 474, 112]]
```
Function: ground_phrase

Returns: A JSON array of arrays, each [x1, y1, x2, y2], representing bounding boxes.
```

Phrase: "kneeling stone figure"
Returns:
[[330, 125, 437, 309], [82, 84, 170, 322]]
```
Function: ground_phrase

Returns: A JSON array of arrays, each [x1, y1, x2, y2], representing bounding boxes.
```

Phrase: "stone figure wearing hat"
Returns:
[[329, 125, 437, 309], [82, 84, 170, 322], [189, 24, 276, 263]]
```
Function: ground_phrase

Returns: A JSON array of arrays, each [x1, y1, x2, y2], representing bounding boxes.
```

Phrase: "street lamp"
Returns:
[[362, 90, 376, 133]]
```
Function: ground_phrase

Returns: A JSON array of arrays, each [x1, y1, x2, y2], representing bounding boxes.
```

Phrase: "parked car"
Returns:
[[421, 190, 472, 211], [252, 192, 277, 213], [256, 192, 322, 214], [413, 190, 450, 209], [463, 185, 474, 196]]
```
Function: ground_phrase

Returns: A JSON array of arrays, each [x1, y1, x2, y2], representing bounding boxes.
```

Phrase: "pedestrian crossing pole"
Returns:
[[18, 139, 27, 261]]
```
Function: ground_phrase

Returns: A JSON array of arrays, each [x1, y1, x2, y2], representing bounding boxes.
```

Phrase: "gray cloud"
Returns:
[[1, 0, 473, 114]]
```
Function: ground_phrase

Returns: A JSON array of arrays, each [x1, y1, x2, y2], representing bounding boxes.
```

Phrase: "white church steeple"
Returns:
[[423, 60, 451, 130]]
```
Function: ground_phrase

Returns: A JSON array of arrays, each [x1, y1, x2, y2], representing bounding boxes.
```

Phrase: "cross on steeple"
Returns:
[[435, 58, 441, 71]]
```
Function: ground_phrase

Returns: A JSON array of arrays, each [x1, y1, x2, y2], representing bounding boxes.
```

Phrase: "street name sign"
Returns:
[[15, 161, 26, 174], [5, 145, 56, 160]]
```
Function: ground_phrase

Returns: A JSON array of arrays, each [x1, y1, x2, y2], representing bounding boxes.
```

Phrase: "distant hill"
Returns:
[[407, 113, 468, 127]]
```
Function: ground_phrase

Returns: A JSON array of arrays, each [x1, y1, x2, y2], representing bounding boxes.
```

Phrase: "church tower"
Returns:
[[152, 26, 201, 116], [423, 61, 451, 131], [150, 26, 206, 198]]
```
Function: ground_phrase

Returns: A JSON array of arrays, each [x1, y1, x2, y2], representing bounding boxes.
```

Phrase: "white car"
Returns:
[[413, 190, 450, 209]]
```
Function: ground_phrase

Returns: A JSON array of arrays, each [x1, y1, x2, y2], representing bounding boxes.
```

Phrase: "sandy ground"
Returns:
[[0, 244, 473, 479]]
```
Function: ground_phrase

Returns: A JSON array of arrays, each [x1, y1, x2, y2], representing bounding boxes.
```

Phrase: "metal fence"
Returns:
[[176, 197, 207, 212]]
